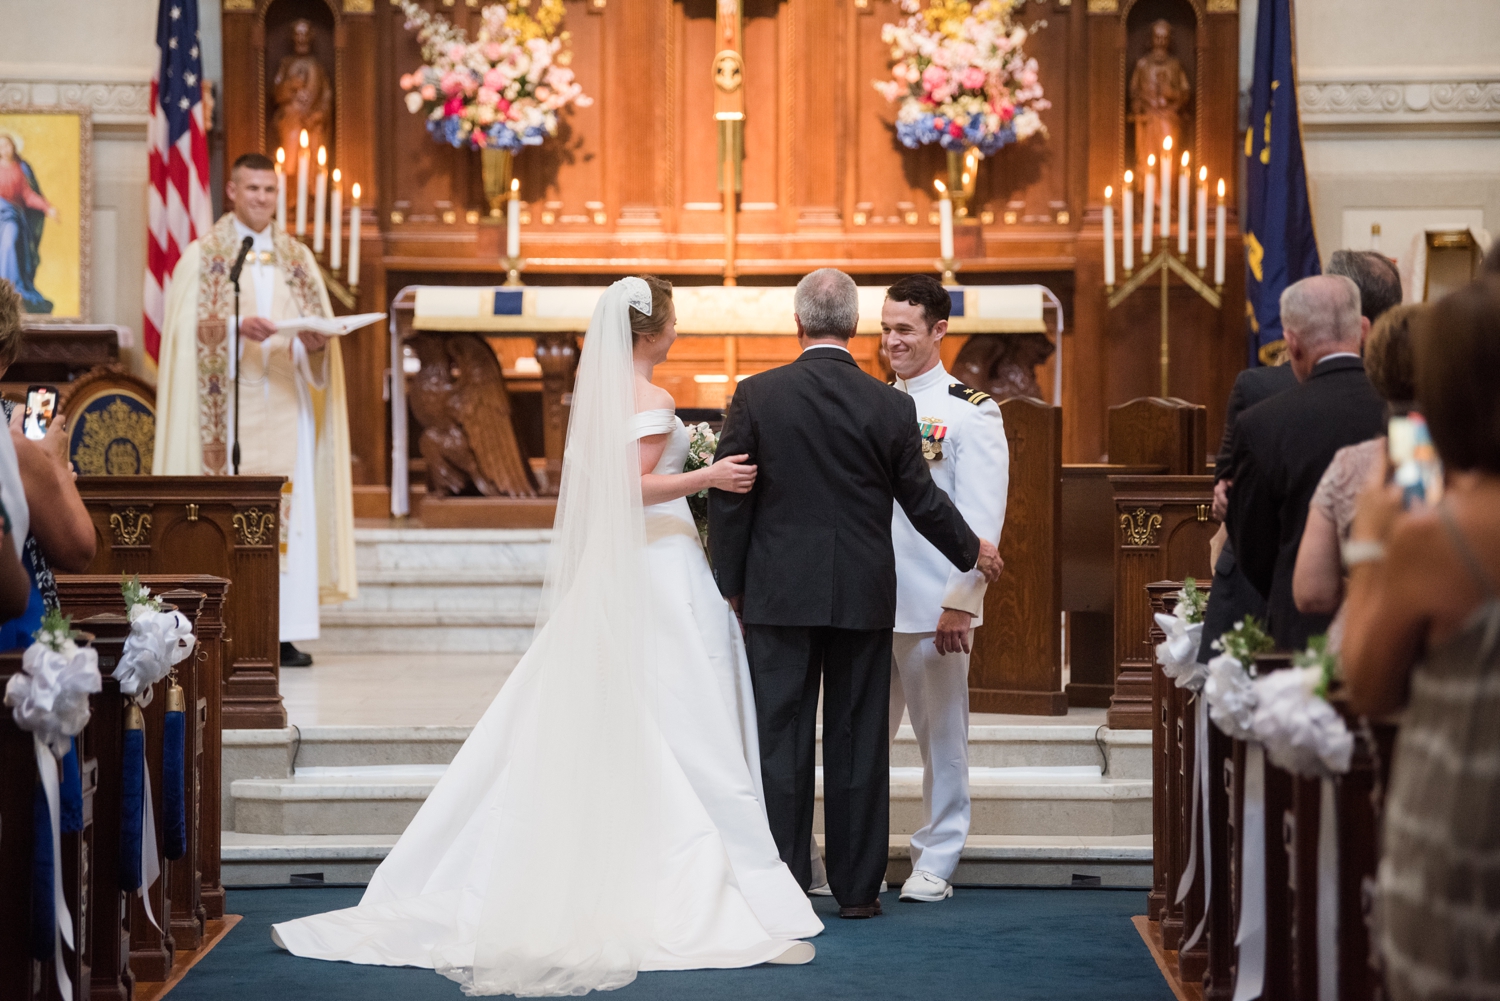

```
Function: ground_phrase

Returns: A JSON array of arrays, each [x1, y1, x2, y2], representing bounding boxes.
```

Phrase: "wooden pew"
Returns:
[[85, 629, 134, 1001], [76, 476, 284, 729], [970, 397, 1066, 714]]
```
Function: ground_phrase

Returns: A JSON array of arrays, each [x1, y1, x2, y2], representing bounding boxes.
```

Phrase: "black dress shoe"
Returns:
[[838, 899, 882, 919], [280, 642, 313, 668]]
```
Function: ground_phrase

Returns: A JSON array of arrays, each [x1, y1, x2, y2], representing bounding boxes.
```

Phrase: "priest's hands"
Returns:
[[239, 316, 277, 342], [934, 608, 975, 655], [975, 538, 1004, 583]]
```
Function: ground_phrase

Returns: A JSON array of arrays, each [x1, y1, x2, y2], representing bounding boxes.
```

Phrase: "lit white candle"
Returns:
[[1103, 185, 1116, 287], [506, 178, 521, 260], [275, 147, 287, 231], [347, 182, 361, 288], [1160, 137, 1172, 243], [935, 179, 955, 262], [313, 146, 328, 253], [295, 130, 310, 238], [1214, 179, 1226, 287], [1122, 170, 1134, 272], [1143, 156, 1155, 257], [1196, 166, 1208, 271], [1177, 152, 1190, 255], [330, 169, 342, 271]]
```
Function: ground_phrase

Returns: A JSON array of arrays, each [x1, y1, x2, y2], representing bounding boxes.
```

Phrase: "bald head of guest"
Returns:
[[1326, 249, 1403, 334], [226, 152, 279, 234], [1279, 274, 1364, 382]]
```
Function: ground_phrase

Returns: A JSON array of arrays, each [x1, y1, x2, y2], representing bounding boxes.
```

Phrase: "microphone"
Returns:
[[228, 236, 254, 285]]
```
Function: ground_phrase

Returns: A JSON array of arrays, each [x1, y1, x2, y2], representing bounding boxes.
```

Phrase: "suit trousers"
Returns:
[[889, 632, 970, 882], [744, 624, 892, 908]]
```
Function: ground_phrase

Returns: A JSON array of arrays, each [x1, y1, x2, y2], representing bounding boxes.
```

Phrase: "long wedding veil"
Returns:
[[449, 279, 662, 996]]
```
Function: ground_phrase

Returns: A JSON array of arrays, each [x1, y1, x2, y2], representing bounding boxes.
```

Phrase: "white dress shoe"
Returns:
[[767, 941, 816, 965], [899, 870, 953, 902]]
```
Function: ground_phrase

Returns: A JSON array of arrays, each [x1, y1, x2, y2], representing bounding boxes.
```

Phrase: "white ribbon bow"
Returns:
[[113, 607, 196, 705], [1203, 653, 1258, 741], [1154, 611, 1206, 691], [1250, 667, 1353, 778]]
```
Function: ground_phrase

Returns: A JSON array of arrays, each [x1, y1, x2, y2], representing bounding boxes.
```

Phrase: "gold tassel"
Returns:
[[166, 682, 185, 713], [125, 702, 144, 731]]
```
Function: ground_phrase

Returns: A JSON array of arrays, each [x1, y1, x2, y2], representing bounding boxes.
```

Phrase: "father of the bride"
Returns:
[[709, 268, 1003, 919]]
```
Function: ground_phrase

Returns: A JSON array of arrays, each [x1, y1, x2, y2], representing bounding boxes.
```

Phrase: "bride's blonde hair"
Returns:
[[627, 275, 674, 339]]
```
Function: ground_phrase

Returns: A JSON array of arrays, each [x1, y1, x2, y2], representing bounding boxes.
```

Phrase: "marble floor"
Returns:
[[280, 653, 1105, 729]]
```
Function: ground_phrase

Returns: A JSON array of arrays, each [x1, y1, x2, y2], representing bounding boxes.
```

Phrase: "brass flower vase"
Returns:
[[481, 147, 514, 218], [945, 147, 982, 219]]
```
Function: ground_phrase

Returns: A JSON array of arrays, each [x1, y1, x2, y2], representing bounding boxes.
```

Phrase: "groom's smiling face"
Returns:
[[881, 298, 947, 381]]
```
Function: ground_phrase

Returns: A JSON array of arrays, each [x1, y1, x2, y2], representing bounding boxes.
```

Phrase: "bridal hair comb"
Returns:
[[620, 276, 652, 317]]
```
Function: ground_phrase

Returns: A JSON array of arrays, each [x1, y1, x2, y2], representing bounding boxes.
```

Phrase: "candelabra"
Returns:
[[1107, 248, 1222, 398]]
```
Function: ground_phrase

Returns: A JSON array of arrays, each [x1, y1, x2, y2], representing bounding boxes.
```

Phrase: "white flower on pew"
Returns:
[[1155, 577, 1210, 690], [4, 610, 101, 758], [114, 577, 196, 704], [1202, 616, 1274, 741], [1249, 637, 1352, 777]]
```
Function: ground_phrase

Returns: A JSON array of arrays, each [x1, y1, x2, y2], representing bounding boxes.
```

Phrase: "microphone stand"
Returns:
[[231, 274, 241, 475]]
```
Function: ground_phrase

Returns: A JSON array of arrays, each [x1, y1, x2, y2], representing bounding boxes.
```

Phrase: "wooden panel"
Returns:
[[77, 476, 285, 729], [970, 398, 1065, 715], [1108, 396, 1207, 473]]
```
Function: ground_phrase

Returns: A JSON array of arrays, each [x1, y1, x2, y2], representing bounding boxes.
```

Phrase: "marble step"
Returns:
[[310, 610, 537, 654], [231, 762, 1150, 838], [351, 527, 553, 576], [222, 831, 1152, 888], [229, 723, 1148, 777]]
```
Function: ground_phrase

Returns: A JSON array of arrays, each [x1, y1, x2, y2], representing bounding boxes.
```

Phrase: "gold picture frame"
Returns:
[[0, 105, 92, 323]]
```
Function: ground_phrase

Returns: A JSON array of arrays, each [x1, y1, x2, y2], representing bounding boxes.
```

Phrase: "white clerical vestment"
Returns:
[[153, 213, 356, 641]]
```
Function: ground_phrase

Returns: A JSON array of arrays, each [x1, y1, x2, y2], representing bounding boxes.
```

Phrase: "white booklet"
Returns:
[[273, 312, 387, 336]]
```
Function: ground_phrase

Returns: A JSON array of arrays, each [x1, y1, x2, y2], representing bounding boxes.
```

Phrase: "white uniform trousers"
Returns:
[[889, 631, 970, 882]]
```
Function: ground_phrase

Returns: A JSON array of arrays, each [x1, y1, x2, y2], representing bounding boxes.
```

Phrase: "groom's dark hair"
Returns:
[[886, 274, 952, 329]]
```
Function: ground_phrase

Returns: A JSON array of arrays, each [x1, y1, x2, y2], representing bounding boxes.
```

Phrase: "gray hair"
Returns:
[[1279, 274, 1362, 348], [1327, 250, 1402, 324], [794, 268, 860, 339]]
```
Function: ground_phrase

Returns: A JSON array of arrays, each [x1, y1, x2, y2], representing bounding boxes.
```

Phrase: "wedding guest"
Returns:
[[1225, 274, 1386, 649], [1292, 304, 1421, 649], [1342, 277, 1500, 999], [1327, 248, 1403, 327], [0, 277, 95, 646]]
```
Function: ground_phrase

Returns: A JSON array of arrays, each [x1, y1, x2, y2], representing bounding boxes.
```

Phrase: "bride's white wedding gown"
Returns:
[[271, 407, 821, 994]]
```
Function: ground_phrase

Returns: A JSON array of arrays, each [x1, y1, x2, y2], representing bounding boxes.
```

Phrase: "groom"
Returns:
[[709, 268, 1003, 919]]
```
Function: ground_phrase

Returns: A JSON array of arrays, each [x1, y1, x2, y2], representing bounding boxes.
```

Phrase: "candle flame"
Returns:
[[1147, 154, 1156, 168], [1217, 178, 1226, 198], [317, 145, 326, 167], [332, 168, 341, 183], [933, 178, 948, 195], [1199, 165, 1208, 182], [1124, 169, 1134, 184], [299, 129, 309, 149], [511, 178, 520, 192], [1104, 185, 1113, 199], [1181, 151, 1190, 168], [351, 182, 361, 200], [961, 172, 970, 186], [276, 146, 285, 165], [1163, 136, 1173, 152]]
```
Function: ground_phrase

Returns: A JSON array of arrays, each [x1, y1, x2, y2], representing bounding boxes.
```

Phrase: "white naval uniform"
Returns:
[[232, 218, 323, 643], [888, 362, 1008, 882]]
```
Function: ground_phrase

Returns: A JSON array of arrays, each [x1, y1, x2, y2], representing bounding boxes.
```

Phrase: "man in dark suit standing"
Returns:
[[709, 268, 1002, 919], [1225, 274, 1386, 650]]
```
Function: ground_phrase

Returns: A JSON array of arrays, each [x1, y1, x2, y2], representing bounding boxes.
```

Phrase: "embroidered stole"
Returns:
[[195, 214, 327, 475]]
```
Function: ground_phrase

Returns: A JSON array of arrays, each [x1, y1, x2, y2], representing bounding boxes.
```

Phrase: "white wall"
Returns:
[[0, 0, 222, 374], [1290, 0, 1500, 284]]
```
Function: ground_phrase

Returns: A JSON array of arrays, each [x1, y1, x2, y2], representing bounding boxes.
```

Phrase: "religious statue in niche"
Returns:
[[1130, 19, 1192, 179], [271, 19, 332, 183]]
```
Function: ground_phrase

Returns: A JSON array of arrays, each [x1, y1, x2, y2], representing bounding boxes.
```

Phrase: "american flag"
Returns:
[[144, 0, 213, 365]]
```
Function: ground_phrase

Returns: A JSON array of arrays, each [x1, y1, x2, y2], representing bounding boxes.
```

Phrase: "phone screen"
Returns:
[[23, 386, 57, 442], [1388, 413, 1443, 509]]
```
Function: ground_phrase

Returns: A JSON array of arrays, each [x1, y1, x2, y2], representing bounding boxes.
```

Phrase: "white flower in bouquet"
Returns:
[[1251, 666, 1353, 776]]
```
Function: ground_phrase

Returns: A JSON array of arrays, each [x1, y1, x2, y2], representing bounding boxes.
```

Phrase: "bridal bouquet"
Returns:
[[397, 0, 591, 153], [874, 0, 1049, 155], [684, 422, 718, 549]]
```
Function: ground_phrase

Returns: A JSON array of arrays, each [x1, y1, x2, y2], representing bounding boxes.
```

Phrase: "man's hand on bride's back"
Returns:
[[707, 454, 757, 494]]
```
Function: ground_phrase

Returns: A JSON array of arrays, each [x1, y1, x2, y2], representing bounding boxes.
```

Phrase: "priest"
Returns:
[[154, 151, 356, 667]]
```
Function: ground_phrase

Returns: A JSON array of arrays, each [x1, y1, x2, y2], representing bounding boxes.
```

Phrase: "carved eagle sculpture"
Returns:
[[951, 332, 1056, 403], [406, 331, 536, 498]]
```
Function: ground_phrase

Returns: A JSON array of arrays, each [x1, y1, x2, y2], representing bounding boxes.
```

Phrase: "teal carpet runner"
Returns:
[[170, 885, 1173, 1000]]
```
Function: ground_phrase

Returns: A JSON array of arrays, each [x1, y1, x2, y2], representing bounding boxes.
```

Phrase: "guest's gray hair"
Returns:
[[794, 268, 860, 340], [1279, 274, 1362, 348]]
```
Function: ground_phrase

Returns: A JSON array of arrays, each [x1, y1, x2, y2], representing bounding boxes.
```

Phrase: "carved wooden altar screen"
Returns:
[[218, 0, 1247, 508]]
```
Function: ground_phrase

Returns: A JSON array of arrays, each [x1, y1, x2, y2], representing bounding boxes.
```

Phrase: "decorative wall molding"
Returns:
[[0, 79, 151, 126], [1299, 76, 1500, 129]]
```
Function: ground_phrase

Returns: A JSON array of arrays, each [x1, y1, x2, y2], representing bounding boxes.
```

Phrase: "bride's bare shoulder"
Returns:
[[634, 379, 675, 413]]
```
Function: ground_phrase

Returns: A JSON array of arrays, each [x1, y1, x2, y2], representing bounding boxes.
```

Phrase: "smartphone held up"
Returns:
[[1388, 413, 1443, 510], [23, 385, 58, 442]]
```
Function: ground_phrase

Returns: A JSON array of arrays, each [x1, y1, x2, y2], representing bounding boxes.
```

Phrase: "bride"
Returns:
[[272, 277, 823, 994]]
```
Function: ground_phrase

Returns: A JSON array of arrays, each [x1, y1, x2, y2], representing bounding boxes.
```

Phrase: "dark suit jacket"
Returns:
[[1225, 355, 1386, 649], [708, 347, 980, 630], [1214, 364, 1299, 481]]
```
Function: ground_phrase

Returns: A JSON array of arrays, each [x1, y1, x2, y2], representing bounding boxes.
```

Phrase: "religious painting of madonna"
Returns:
[[0, 108, 91, 321]]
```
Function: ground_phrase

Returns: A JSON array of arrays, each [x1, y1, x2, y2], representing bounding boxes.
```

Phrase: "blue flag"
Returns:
[[1243, 0, 1319, 366]]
